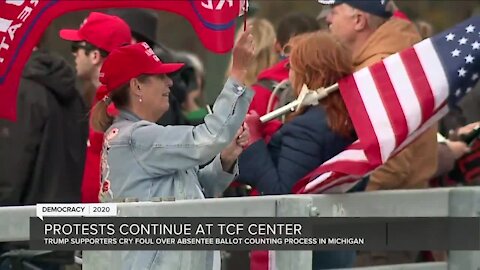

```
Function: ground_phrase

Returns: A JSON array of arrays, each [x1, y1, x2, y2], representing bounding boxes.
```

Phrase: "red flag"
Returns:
[[0, 0, 246, 121]]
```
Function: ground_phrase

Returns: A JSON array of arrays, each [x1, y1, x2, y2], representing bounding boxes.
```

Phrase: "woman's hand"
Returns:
[[230, 26, 255, 84], [457, 122, 480, 136], [446, 140, 471, 159], [244, 111, 263, 147], [220, 125, 250, 172]]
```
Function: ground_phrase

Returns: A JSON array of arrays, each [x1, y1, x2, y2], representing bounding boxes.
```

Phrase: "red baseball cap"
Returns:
[[59, 12, 132, 53], [99, 42, 184, 93]]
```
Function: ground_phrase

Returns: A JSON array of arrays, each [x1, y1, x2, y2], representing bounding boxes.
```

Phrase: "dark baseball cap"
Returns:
[[318, 0, 393, 18]]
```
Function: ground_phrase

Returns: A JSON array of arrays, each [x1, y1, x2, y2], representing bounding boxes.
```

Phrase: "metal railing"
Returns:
[[0, 187, 479, 269]]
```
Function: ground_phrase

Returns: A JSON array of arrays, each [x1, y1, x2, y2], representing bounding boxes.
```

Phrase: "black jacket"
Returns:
[[0, 50, 88, 206], [238, 106, 356, 195]]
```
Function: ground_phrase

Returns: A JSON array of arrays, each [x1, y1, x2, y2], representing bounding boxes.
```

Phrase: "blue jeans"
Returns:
[[312, 250, 356, 270]]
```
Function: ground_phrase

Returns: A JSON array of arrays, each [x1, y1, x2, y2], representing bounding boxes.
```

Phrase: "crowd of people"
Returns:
[[0, 0, 479, 269]]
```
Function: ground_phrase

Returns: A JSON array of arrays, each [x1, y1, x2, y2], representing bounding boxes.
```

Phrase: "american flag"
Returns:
[[293, 16, 480, 194]]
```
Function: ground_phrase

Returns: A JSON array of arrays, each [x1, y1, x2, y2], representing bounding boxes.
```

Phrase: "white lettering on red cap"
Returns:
[[145, 48, 154, 56], [140, 42, 160, 61], [144, 47, 160, 62]]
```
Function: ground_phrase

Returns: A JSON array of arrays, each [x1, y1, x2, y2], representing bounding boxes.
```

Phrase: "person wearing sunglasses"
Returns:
[[60, 12, 131, 106], [59, 12, 132, 204]]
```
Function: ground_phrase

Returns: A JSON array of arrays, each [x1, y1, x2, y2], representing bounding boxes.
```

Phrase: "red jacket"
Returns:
[[81, 125, 103, 203], [81, 86, 117, 203], [249, 58, 289, 142]]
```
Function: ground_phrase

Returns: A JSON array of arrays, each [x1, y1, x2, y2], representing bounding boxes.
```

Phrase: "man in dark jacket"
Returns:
[[59, 12, 131, 203], [0, 49, 88, 205], [0, 49, 88, 269]]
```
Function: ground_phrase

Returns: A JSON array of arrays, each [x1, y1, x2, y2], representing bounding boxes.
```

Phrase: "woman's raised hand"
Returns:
[[230, 25, 255, 84]]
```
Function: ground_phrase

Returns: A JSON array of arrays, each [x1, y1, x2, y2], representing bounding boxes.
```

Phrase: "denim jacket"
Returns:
[[98, 78, 253, 270]]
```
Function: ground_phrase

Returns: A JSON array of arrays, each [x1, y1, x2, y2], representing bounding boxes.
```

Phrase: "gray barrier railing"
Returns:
[[0, 187, 479, 270]]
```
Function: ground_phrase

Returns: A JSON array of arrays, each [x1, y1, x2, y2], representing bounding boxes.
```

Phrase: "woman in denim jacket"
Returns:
[[90, 30, 255, 270]]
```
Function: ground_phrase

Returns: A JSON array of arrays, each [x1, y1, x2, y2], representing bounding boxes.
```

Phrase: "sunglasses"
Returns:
[[71, 42, 91, 53], [71, 42, 109, 57]]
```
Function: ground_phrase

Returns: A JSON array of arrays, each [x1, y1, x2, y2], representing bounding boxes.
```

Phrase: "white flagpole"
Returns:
[[260, 83, 339, 123]]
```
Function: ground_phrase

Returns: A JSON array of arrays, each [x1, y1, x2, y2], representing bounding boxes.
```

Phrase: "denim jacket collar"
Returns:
[[117, 109, 142, 123]]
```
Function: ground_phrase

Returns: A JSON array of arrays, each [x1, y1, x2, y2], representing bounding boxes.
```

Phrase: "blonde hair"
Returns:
[[226, 18, 278, 86]]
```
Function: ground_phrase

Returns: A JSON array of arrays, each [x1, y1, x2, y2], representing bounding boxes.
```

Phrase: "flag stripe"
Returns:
[[303, 105, 448, 195], [323, 149, 367, 165], [303, 160, 373, 192], [414, 39, 450, 110], [303, 161, 371, 192], [342, 140, 363, 150], [315, 176, 363, 194], [304, 172, 332, 191], [307, 160, 372, 177], [370, 62, 409, 147], [394, 104, 448, 155], [339, 76, 382, 165], [383, 54, 423, 134], [292, 142, 364, 193], [400, 48, 436, 124], [355, 67, 396, 163], [321, 180, 360, 194], [308, 173, 361, 194]]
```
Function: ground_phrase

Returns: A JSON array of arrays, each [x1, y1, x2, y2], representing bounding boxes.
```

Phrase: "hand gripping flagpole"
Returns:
[[260, 83, 339, 123]]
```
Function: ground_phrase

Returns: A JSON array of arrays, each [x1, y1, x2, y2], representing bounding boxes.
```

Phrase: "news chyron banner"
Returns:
[[32, 204, 480, 250]]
